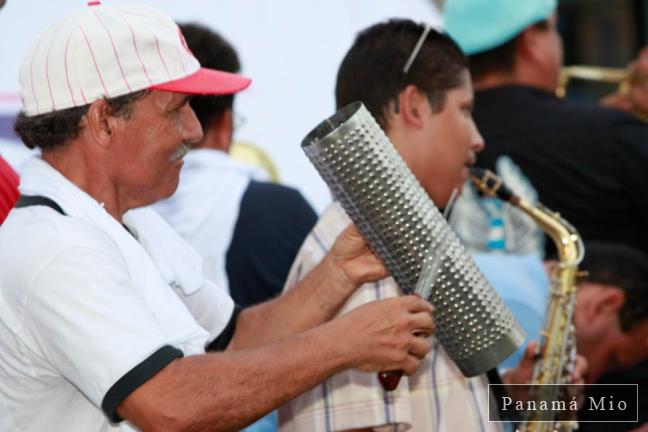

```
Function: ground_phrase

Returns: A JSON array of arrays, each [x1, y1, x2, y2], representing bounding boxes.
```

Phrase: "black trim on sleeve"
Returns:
[[102, 345, 183, 423], [206, 304, 242, 352]]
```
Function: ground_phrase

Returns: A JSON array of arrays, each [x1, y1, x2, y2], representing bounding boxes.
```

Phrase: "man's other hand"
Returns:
[[327, 224, 389, 291], [601, 46, 648, 117]]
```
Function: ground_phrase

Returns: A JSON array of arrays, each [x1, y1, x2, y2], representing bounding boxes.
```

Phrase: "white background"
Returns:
[[0, 0, 441, 212]]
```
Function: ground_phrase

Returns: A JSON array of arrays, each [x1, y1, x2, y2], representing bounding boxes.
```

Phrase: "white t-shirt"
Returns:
[[0, 158, 235, 431], [153, 149, 258, 293]]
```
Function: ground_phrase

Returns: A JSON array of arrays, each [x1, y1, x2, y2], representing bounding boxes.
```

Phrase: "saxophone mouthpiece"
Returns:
[[468, 167, 517, 204]]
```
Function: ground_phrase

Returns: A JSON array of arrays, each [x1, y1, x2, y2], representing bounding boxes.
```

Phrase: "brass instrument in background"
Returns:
[[556, 65, 632, 98], [557, 65, 648, 121], [230, 141, 280, 182], [470, 168, 584, 432]]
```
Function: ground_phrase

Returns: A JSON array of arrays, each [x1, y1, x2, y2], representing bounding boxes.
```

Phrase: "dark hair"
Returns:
[[14, 91, 147, 151], [178, 22, 240, 131], [578, 242, 648, 331], [468, 20, 549, 82], [335, 19, 467, 129]]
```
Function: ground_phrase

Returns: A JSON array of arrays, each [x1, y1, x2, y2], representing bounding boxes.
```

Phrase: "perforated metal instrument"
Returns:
[[302, 102, 525, 384]]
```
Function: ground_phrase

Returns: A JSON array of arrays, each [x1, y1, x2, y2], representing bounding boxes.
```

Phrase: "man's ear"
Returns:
[[85, 99, 122, 148], [396, 85, 427, 129], [203, 109, 233, 152], [593, 287, 626, 319], [577, 284, 625, 325], [517, 25, 544, 65]]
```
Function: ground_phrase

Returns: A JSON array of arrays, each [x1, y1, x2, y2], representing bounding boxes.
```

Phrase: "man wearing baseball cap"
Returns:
[[444, 0, 648, 259], [0, 3, 435, 431]]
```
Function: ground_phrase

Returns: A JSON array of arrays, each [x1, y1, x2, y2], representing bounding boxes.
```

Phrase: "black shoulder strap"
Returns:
[[15, 195, 66, 215], [15, 195, 136, 236]]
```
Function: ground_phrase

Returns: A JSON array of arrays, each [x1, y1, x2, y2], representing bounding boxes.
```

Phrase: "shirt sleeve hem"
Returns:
[[101, 344, 183, 423], [206, 304, 241, 352]]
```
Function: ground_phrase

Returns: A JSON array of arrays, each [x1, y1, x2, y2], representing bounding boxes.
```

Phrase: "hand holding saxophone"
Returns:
[[565, 354, 588, 407], [502, 342, 588, 407]]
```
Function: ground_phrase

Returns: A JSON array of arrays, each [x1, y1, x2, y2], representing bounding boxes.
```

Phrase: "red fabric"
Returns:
[[0, 156, 19, 225]]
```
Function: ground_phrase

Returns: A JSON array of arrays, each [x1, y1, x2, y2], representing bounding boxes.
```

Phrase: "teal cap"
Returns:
[[443, 0, 557, 55]]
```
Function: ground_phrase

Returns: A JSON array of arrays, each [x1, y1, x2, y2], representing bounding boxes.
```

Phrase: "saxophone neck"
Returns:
[[516, 200, 583, 266], [469, 168, 584, 266]]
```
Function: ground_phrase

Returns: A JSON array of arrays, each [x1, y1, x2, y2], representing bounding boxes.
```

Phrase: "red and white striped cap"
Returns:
[[19, 1, 251, 116]]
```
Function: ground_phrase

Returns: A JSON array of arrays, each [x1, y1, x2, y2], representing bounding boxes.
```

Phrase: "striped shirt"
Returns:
[[278, 202, 502, 432]]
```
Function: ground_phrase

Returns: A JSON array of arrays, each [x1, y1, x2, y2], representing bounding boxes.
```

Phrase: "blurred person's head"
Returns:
[[179, 23, 241, 152], [336, 19, 484, 207], [573, 242, 648, 383], [444, 0, 562, 93]]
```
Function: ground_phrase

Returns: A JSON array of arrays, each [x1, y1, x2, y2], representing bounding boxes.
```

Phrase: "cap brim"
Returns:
[[149, 68, 251, 95]]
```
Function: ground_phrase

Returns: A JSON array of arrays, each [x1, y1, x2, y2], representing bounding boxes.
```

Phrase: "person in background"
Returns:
[[444, 0, 648, 258], [444, 3, 648, 427], [278, 19, 583, 432], [574, 243, 648, 430], [154, 23, 317, 308]]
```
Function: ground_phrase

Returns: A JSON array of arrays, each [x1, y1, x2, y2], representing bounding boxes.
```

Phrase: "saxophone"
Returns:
[[469, 168, 584, 432]]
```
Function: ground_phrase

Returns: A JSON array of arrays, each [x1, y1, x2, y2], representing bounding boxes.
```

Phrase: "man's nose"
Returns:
[[183, 105, 204, 144], [471, 121, 485, 153]]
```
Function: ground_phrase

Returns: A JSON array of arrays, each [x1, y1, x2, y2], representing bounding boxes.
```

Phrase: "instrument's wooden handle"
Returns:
[[378, 370, 403, 391]]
